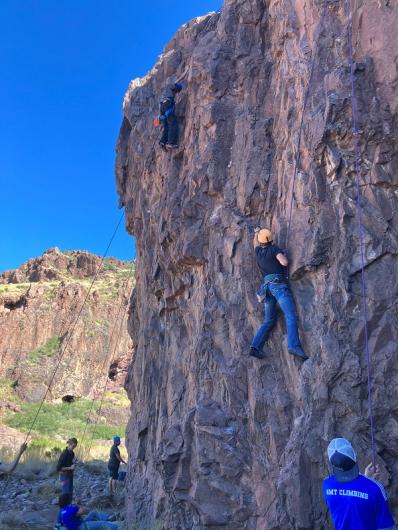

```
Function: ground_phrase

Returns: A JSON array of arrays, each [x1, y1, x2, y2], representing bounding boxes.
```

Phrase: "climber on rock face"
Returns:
[[249, 227, 308, 360], [157, 80, 183, 150], [323, 438, 396, 530]]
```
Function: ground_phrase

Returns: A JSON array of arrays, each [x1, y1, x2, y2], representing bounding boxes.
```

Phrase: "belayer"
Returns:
[[323, 438, 395, 530], [156, 80, 183, 150], [249, 227, 308, 360], [108, 436, 127, 495]]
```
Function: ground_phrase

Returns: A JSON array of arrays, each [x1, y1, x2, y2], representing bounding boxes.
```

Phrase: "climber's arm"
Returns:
[[276, 252, 288, 267]]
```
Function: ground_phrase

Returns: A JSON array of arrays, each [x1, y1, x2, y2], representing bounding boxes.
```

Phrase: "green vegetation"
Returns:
[[102, 258, 119, 272], [105, 389, 130, 408], [6, 397, 125, 442], [0, 282, 30, 295], [0, 377, 21, 404], [27, 336, 62, 364]]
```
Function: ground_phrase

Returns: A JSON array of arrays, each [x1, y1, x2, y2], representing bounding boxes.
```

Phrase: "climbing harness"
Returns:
[[344, 0, 376, 466]]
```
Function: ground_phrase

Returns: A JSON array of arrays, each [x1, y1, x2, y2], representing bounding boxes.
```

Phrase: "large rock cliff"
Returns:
[[116, 1, 398, 528], [0, 248, 134, 401]]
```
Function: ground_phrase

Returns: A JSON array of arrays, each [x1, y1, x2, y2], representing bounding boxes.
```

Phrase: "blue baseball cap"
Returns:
[[113, 436, 121, 443], [327, 438, 359, 482]]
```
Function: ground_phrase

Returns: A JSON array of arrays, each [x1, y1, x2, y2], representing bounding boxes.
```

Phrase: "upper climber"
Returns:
[[157, 80, 183, 150], [323, 438, 396, 530], [249, 227, 307, 360]]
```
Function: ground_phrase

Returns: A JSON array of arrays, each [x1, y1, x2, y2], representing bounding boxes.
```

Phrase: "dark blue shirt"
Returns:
[[108, 444, 121, 470], [255, 244, 286, 277], [60, 505, 83, 530], [323, 474, 395, 530]]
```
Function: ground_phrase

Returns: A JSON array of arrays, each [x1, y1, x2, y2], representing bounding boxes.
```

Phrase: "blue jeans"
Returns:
[[79, 512, 118, 529], [251, 281, 302, 351], [60, 472, 73, 496]]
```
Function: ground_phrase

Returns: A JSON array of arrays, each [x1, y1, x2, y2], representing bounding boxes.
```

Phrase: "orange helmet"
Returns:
[[257, 228, 273, 244]]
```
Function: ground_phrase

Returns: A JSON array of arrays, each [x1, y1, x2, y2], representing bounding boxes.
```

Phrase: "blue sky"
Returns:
[[0, 0, 222, 272]]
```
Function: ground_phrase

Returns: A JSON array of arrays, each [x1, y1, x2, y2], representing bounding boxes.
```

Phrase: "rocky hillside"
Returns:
[[116, 1, 398, 529], [0, 248, 134, 402]]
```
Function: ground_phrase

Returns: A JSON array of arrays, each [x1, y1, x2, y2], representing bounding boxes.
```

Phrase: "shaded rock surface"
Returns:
[[116, 1, 398, 528], [0, 248, 134, 401]]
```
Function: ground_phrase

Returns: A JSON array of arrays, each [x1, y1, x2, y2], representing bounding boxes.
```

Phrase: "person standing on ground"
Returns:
[[249, 227, 307, 360], [56, 438, 78, 498], [58, 493, 118, 530], [0, 443, 27, 475], [323, 438, 396, 530], [158, 80, 183, 150], [108, 436, 126, 495]]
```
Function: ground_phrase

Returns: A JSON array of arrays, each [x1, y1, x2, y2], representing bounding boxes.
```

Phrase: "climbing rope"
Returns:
[[23, 211, 126, 440], [84, 293, 132, 460], [344, 0, 376, 466], [78, 261, 135, 462], [284, 2, 327, 252], [0, 211, 125, 498]]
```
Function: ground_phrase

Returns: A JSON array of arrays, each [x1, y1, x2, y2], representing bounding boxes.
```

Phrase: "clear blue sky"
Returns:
[[0, 0, 222, 272]]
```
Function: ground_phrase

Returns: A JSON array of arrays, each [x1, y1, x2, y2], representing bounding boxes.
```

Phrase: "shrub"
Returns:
[[27, 336, 62, 364]]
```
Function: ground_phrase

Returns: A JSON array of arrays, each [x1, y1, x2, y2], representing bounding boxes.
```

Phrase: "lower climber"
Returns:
[[158, 81, 183, 150], [249, 227, 308, 360]]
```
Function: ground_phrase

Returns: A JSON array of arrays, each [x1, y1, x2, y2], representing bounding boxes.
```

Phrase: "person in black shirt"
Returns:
[[108, 436, 126, 495], [56, 438, 78, 498], [249, 227, 308, 360]]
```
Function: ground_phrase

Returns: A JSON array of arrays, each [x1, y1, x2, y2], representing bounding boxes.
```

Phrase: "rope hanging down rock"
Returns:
[[79, 261, 135, 462], [344, 0, 376, 466]]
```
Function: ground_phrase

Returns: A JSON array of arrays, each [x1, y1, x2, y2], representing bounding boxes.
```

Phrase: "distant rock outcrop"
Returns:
[[0, 248, 134, 401], [116, 1, 398, 528]]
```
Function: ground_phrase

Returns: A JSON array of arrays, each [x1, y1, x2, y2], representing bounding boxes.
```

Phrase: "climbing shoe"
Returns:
[[288, 347, 308, 361], [249, 347, 265, 359], [166, 143, 179, 150]]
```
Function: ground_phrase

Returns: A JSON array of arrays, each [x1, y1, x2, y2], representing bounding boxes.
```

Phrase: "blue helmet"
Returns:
[[113, 436, 121, 444]]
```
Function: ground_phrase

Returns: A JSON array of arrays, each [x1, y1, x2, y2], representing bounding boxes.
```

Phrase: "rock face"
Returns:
[[0, 248, 134, 401], [116, 1, 398, 528]]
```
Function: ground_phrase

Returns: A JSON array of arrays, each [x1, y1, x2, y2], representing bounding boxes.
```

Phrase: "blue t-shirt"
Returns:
[[60, 505, 83, 530], [323, 474, 395, 530]]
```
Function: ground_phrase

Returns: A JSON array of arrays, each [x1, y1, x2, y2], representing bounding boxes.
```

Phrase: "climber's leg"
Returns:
[[270, 284, 308, 360], [250, 294, 277, 356], [166, 111, 179, 147], [160, 119, 168, 147]]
